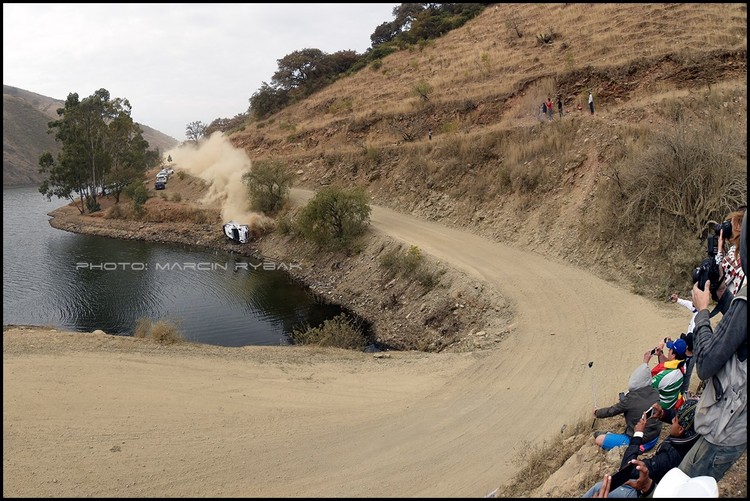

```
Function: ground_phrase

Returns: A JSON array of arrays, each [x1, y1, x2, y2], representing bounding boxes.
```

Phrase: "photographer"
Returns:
[[714, 208, 746, 298], [678, 211, 747, 482]]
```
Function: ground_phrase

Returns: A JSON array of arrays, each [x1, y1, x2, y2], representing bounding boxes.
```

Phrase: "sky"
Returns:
[[3, 3, 399, 141]]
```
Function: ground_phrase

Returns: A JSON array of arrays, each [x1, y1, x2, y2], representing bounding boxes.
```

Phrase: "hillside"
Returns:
[[2, 85, 179, 186], [229, 2, 747, 301]]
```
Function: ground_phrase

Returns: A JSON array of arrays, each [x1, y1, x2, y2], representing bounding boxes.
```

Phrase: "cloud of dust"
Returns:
[[163, 132, 273, 231]]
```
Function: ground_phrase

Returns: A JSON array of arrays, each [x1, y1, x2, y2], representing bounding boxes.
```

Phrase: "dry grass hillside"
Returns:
[[228, 3, 747, 301]]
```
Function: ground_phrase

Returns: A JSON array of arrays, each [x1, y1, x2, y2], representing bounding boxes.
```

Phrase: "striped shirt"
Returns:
[[651, 359, 685, 410]]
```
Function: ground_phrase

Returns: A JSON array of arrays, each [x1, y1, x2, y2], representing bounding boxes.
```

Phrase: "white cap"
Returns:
[[653, 467, 718, 498]]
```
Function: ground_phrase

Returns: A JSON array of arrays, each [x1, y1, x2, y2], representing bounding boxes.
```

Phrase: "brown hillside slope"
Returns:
[[229, 3, 746, 300]]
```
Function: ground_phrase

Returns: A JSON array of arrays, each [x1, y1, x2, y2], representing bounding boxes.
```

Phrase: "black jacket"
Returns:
[[620, 432, 700, 488]]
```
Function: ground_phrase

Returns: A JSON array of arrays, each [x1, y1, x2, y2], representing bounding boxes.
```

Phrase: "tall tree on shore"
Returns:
[[39, 88, 151, 212]]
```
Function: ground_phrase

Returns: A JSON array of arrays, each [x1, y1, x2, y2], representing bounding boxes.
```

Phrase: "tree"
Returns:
[[297, 186, 371, 250], [272, 48, 328, 98], [241, 160, 294, 214], [39, 88, 150, 213], [103, 110, 153, 203], [185, 120, 207, 142], [249, 82, 289, 120]]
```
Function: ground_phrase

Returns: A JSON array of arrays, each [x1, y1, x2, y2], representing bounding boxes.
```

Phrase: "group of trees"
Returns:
[[248, 3, 486, 120], [38, 88, 160, 213]]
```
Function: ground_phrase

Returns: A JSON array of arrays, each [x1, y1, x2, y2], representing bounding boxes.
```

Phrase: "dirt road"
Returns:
[[3, 190, 687, 497]]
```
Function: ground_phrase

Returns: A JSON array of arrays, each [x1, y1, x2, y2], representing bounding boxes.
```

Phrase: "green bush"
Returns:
[[296, 186, 371, 250], [242, 160, 293, 214]]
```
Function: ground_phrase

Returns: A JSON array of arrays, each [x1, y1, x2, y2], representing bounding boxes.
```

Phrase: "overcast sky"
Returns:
[[3, 3, 399, 141]]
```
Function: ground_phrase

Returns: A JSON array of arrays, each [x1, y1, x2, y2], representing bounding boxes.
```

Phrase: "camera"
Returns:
[[692, 257, 720, 294], [692, 222, 722, 297], [718, 219, 733, 240]]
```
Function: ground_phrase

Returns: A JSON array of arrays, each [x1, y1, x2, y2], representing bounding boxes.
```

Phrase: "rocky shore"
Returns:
[[47, 197, 512, 353]]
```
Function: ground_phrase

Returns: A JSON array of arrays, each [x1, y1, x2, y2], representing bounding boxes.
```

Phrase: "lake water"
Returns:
[[2, 186, 351, 347]]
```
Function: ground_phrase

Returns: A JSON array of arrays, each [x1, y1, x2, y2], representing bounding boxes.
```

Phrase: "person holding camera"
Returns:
[[678, 211, 747, 483], [715, 209, 746, 298], [648, 337, 687, 413], [592, 362, 662, 452], [583, 399, 700, 498]]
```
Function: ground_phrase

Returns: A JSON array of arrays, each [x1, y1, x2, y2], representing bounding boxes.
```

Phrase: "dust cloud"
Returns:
[[164, 132, 273, 230]]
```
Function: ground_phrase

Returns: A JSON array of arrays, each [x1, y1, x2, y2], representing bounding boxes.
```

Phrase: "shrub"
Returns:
[[613, 121, 746, 239], [242, 159, 294, 214], [133, 318, 152, 339], [172, 192, 182, 202], [296, 185, 371, 250], [379, 245, 443, 291], [290, 313, 367, 350], [105, 203, 126, 220], [133, 317, 184, 344], [149, 320, 184, 344]]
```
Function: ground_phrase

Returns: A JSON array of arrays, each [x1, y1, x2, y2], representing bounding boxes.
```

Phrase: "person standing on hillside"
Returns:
[[546, 97, 554, 120], [678, 211, 747, 483], [557, 96, 563, 118], [541, 101, 548, 121], [588, 90, 595, 115]]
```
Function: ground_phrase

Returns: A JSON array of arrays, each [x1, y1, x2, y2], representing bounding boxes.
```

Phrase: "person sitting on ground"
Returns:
[[647, 337, 687, 413], [589, 463, 718, 498], [593, 362, 662, 452], [583, 398, 700, 498]]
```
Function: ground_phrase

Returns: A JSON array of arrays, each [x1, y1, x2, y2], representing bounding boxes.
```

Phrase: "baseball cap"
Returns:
[[666, 338, 687, 356], [653, 467, 718, 497]]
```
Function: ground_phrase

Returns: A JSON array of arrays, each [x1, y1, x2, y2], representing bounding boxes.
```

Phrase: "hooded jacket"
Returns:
[[595, 363, 662, 442], [691, 211, 747, 446]]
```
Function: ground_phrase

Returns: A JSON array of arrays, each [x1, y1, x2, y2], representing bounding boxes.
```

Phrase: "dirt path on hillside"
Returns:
[[3, 190, 689, 498]]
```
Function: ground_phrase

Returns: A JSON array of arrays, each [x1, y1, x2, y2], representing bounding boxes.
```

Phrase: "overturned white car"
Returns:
[[223, 221, 251, 244]]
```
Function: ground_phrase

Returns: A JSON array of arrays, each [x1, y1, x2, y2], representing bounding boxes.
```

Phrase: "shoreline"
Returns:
[[45, 197, 511, 353]]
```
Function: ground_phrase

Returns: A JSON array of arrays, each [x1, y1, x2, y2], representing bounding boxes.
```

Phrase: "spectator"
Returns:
[[546, 97, 554, 120], [592, 362, 662, 452], [648, 338, 687, 412], [557, 96, 563, 118], [541, 101, 548, 121], [428, 128, 433, 140], [652, 467, 718, 497], [678, 211, 747, 482], [715, 208, 746, 298], [589, 91, 595, 114], [670, 293, 698, 335], [583, 399, 700, 498], [669, 294, 698, 395]]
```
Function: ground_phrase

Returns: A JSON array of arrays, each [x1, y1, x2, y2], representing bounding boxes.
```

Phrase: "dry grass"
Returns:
[[232, 3, 745, 147], [133, 317, 184, 345], [290, 313, 368, 350]]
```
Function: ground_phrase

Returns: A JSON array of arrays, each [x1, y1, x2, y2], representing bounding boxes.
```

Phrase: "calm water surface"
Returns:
[[2, 186, 347, 347]]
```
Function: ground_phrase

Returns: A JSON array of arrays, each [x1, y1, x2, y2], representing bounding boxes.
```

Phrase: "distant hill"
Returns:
[[3, 85, 179, 186]]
